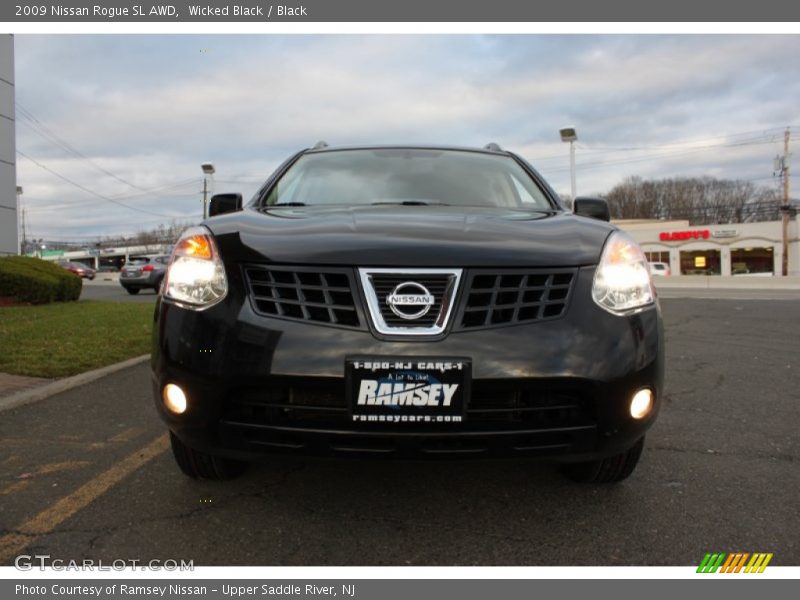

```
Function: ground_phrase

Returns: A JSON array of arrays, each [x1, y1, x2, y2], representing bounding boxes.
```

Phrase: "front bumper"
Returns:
[[151, 266, 664, 461]]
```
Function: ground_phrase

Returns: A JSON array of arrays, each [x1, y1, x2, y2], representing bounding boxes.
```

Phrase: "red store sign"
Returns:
[[659, 229, 710, 241]]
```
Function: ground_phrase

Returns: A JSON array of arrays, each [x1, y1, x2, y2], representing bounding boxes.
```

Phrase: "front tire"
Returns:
[[561, 436, 645, 483], [169, 432, 248, 480], [125, 287, 140, 295]]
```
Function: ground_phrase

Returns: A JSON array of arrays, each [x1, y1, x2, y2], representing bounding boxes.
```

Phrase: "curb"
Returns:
[[0, 354, 150, 413], [653, 275, 800, 290]]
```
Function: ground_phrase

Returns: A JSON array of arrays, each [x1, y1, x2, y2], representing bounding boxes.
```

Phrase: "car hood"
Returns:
[[208, 206, 614, 267]]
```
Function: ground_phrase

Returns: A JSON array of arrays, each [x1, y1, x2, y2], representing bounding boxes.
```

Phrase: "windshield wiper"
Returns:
[[370, 201, 449, 206], [267, 202, 308, 207]]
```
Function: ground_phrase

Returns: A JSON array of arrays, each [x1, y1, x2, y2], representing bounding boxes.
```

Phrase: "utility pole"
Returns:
[[21, 206, 26, 254], [781, 127, 791, 277], [16, 186, 25, 255]]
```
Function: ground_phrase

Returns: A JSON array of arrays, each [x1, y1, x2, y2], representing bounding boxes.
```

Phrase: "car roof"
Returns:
[[303, 144, 509, 157]]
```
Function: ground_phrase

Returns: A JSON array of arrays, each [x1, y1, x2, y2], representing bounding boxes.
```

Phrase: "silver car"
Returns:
[[120, 255, 170, 295]]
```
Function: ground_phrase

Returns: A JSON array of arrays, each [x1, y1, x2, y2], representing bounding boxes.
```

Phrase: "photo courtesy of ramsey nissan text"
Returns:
[[1, 4, 799, 596]]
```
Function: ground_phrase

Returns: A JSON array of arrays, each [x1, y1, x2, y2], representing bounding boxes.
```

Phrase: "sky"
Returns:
[[12, 34, 800, 242]]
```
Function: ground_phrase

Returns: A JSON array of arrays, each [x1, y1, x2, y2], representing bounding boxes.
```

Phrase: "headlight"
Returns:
[[592, 230, 654, 314], [163, 226, 227, 309]]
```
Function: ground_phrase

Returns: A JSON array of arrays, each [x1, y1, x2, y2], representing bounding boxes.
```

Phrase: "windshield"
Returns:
[[263, 149, 554, 209]]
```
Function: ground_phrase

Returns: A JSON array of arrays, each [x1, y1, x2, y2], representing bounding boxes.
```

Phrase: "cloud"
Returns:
[[13, 34, 800, 239]]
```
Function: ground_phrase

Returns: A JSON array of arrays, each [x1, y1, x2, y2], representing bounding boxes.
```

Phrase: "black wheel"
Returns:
[[169, 432, 248, 480], [561, 436, 645, 483], [125, 287, 140, 295]]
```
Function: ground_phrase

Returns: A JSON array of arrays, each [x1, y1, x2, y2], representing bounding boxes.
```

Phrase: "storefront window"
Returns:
[[680, 250, 721, 275], [731, 247, 774, 275], [645, 251, 670, 263]]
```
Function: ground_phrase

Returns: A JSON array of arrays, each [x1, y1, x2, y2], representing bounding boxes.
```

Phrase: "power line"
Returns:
[[16, 102, 200, 199], [33, 225, 197, 243], [575, 126, 794, 153], [17, 150, 187, 218], [574, 136, 783, 157], [542, 138, 792, 174], [523, 127, 796, 164], [17, 103, 165, 196], [109, 178, 199, 201], [215, 178, 264, 184]]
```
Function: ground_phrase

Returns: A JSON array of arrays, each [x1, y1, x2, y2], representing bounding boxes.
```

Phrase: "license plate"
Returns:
[[346, 356, 471, 425]]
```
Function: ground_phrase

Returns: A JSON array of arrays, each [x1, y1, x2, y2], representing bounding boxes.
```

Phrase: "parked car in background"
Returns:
[[120, 255, 170, 294], [648, 262, 671, 276], [58, 261, 96, 280]]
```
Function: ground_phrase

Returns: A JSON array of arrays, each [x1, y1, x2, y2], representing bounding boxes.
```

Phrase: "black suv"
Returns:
[[152, 144, 664, 483]]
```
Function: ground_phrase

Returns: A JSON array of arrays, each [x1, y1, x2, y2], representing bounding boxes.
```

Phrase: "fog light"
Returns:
[[630, 388, 653, 419], [163, 383, 187, 414]]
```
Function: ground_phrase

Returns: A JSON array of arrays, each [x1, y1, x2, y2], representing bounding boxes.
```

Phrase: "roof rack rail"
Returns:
[[311, 141, 329, 150], [483, 142, 503, 152]]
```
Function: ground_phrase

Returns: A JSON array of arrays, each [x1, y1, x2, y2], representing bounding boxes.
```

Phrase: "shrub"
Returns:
[[0, 256, 82, 304]]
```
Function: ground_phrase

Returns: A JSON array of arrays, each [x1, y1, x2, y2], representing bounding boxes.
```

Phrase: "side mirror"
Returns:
[[573, 197, 610, 222], [209, 193, 243, 217]]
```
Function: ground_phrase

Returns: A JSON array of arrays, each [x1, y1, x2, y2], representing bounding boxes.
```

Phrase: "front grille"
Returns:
[[245, 265, 575, 334], [369, 273, 453, 328], [221, 380, 347, 431], [457, 269, 576, 330], [359, 268, 462, 336], [468, 381, 593, 429], [244, 265, 361, 328], [219, 379, 597, 456], [220, 380, 593, 431]]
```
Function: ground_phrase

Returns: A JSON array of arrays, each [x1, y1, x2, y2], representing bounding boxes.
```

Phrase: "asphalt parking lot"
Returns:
[[1, 297, 798, 566], [80, 279, 159, 303]]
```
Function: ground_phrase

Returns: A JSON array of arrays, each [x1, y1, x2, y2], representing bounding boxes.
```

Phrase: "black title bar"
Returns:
[[4, 0, 800, 22]]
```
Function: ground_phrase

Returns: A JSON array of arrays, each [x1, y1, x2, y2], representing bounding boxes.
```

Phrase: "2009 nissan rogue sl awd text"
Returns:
[[151, 143, 664, 483]]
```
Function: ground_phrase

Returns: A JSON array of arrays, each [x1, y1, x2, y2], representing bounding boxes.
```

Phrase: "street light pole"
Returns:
[[559, 127, 578, 204], [202, 177, 208, 220], [201, 162, 215, 219], [569, 140, 576, 200]]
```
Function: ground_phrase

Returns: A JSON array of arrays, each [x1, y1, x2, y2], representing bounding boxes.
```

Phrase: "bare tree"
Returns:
[[605, 176, 782, 225]]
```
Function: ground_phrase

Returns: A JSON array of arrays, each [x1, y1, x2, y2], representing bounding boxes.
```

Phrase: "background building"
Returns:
[[37, 242, 173, 270], [617, 216, 800, 277], [0, 34, 17, 256]]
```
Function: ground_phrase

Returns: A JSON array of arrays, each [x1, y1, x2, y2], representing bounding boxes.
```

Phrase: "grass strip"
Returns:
[[0, 301, 154, 378]]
